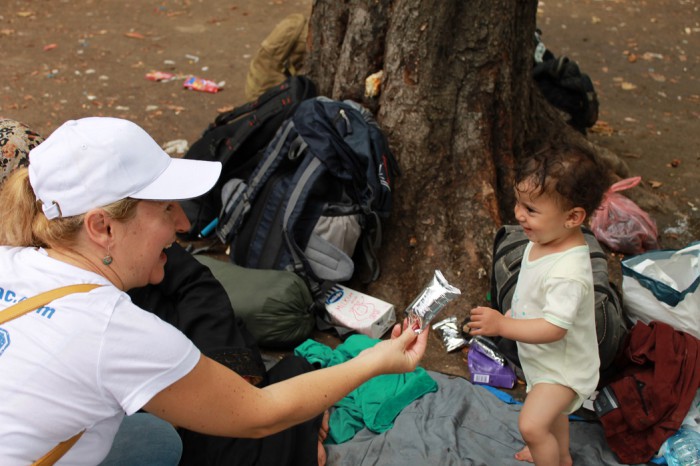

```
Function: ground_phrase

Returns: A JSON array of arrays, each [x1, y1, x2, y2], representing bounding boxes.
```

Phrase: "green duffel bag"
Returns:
[[195, 255, 316, 349]]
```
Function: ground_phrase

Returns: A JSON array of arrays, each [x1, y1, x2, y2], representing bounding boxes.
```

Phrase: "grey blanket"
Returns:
[[326, 371, 654, 466]]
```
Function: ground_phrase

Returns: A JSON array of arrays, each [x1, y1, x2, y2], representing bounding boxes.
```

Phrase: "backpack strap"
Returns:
[[217, 119, 299, 243], [281, 156, 354, 284], [1, 283, 101, 466]]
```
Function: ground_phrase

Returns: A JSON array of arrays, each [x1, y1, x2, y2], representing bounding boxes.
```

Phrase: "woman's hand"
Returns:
[[357, 320, 429, 375]]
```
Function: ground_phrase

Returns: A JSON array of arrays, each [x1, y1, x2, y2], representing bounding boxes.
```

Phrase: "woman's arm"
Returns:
[[143, 323, 428, 438]]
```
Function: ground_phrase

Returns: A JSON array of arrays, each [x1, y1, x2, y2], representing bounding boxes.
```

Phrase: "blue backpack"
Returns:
[[215, 97, 399, 302]]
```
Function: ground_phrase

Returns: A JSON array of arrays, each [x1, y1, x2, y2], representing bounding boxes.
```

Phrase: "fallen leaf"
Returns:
[[16, 11, 33, 17], [670, 159, 681, 168], [649, 72, 666, 82], [627, 53, 637, 63], [621, 82, 637, 90], [649, 180, 663, 189], [590, 120, 614, 136], [43, 43, 58, 51], [124, 32, 146, 39]]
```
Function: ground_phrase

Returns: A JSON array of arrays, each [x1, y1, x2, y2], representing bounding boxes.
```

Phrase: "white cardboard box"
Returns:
[[325, 285, 396, 339]]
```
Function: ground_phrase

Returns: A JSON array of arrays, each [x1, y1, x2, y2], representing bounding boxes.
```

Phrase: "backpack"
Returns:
[[216, 96, 400, 304], [489, 225, 628, 376], [180, 75, 317, 237], [533, 29, 599, 134]]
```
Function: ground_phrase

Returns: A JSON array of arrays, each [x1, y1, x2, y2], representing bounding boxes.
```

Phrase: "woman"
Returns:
[[0, 117, 428, 465]]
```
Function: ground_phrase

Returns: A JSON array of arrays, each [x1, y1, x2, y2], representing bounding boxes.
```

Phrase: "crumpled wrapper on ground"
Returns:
[[468, 336, 506, 366], [433, 316, 469, 352], [405, 270, 461, 333]]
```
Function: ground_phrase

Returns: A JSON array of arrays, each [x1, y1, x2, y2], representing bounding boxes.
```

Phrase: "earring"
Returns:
[[102, 253, 113, 266]]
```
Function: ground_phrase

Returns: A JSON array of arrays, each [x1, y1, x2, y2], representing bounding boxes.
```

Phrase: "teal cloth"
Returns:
[[294, 334, 438, 444]]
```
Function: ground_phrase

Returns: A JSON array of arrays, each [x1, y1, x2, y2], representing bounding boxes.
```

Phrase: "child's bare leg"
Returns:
[[516, 384, 576, 465], [552, 412, 572, 466]]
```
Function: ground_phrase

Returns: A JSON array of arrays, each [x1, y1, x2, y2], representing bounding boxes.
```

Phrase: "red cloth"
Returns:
[[598, 320, 700, 463]]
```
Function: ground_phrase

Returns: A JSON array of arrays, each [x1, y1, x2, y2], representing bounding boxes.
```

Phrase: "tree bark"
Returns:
[[304, 0, 592, 318]]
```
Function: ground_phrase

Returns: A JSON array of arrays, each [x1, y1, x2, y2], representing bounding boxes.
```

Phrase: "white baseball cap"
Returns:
[[28, 117, 222, 220]]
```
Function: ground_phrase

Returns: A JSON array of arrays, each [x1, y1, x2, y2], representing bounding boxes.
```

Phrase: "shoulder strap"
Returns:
[[0, 284, 101, 325], [0, 283, 100, 465], [32, 431, 84, 466]]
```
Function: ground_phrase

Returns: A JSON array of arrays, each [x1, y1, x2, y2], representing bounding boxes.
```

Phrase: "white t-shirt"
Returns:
[[511, 243, 600, 410], [0, 246, 200, 465]]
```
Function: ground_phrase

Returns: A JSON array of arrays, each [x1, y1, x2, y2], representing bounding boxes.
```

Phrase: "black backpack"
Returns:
[[489, 225, 628, 376], [533, 29, 599, 134], [180, 75, 317, 238], [216, 97, 400, 303]]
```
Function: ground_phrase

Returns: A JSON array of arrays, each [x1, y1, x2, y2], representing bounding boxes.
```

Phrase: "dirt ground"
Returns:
[[1, 0, 698, 393]]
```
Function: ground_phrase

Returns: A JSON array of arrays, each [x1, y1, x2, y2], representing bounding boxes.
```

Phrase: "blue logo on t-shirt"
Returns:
[[0, 328, 9, 356]]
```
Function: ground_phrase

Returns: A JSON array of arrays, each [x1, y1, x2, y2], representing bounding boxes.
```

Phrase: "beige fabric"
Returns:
[[245, 13, 308, 100]]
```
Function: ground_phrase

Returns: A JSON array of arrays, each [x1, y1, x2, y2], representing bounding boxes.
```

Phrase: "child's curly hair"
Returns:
[[515, 139, 611, 218]]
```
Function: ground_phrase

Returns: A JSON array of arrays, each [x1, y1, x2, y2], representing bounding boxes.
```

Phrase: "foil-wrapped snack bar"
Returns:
[[433, 316, 469, 352], [405, 270, 461, 333]]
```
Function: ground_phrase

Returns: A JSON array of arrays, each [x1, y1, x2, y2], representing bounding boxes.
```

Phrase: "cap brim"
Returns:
[[130, 158, 222, 201]]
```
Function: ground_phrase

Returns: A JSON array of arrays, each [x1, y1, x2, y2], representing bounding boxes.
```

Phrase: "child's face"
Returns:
[[513, 179, 573, 246]]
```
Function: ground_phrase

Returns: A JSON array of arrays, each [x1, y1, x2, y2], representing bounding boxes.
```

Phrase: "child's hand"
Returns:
[[465, 306, 504, 337]]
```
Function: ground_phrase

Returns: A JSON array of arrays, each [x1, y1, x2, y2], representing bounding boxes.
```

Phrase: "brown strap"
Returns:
[[0, 284, 101, 465], [0, 284, 100, 325], [32, 431, 84, 466]]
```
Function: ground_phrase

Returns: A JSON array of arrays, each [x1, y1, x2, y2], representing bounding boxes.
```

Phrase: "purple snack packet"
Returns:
[[467, 340, 516, 389]]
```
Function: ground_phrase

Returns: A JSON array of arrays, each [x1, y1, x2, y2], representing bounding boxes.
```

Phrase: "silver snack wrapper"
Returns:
[[468, 335, 506, 366], [405, 270, 461, 333], [432, 316, 468, 352]]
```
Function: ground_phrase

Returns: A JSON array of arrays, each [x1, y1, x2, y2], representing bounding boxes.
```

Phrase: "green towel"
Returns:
[[295, 334, 438, 444]]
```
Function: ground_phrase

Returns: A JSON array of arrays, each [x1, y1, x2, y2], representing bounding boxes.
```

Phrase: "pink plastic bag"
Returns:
[[590, 177, 659, 255]]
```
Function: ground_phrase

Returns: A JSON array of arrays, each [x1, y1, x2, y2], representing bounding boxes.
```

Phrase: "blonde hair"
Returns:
[[0, 168, 140, 248]]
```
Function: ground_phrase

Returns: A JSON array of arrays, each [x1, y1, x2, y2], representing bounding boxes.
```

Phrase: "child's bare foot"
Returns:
[[317, 410, 330, 466], [514, 445, 534, 463]]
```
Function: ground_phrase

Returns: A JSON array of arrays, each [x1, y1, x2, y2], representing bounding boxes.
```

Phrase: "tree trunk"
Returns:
[[305, 0, 580, 320]]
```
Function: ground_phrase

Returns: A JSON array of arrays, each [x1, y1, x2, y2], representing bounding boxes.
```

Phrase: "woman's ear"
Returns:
[[83, 209, 112, 247], [567, 207, 587, 228]]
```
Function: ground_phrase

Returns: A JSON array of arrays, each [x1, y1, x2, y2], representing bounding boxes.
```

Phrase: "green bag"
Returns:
[[195, 255, 316, 349]]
